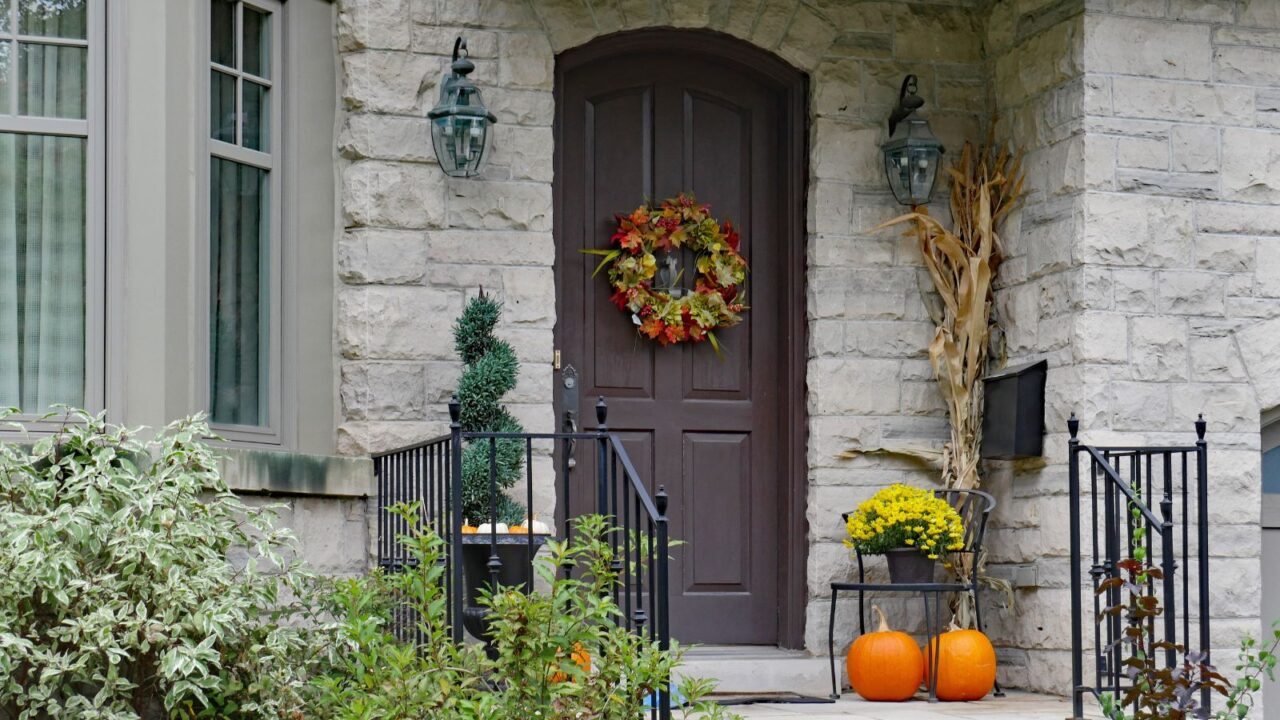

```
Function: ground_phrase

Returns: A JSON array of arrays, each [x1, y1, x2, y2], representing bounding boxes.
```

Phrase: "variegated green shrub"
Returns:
[[0, 410, 324, 720]]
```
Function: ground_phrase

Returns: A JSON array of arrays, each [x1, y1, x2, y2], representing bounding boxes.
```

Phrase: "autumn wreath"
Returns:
[[587, 194, 748, 350]]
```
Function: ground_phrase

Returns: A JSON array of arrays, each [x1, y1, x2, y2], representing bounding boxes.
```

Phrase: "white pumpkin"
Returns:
[[526, 515, 552, 535], [476, 522, 509, 534]]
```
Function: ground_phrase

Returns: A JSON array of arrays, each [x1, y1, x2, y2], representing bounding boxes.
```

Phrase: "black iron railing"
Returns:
[[373, 396, 672, 719], [1068, 415, 1210, 719]]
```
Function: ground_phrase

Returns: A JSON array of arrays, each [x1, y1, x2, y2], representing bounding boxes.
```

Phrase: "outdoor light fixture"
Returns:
[[428, 37, 497, 178], [882, 74, 945, 206]]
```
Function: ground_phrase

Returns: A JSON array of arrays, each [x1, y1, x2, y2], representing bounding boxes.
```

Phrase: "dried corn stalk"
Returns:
[[856, 137, 1025, 627]]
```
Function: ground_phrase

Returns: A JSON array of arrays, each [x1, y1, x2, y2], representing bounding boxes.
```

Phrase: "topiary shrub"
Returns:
[[454, 291, 526, 525], [0, 410, 323, 719]]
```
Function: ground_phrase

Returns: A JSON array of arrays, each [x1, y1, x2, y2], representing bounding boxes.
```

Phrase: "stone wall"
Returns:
[[334, 0, 987, 657]]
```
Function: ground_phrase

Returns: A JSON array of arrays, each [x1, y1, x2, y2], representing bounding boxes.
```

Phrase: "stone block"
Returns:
[[994, 19, 1080, 107], [1189, 331, 1248, 382], [338, 0, 411, 51], [1196, 234, 1255, 273], [1072, 311, 1128, 364], [828, 31, 893, 59], [424, 230, 553, 266], [498, 32, 554, 89], [489, 124, 554, 183], [338, 286, 462, 360], [1117, 136, 1168, 170], [807, 358, 900, 415], [1215, 45, 1280, 86], [1130, 315, 1189, 381], [845, 320, 933, 359], [530, 1, 597, 52], [1171, 382, 1259, 434], [337, 420, 447, 455], [749, 0, 796, 49], [1110, 77, 1252, 125], [445, 179, 552, 231], [1110, 380, 1173, 431], [1081, 193, 1193, 267], [344, 161, 447, 229], [340, 114, 435, 163], [412, 26, 498, 58], [1170, 0, 1236, 22], [776, 3, 836, 71], [811, 119, 881, 186], [1222, 128, 1280, 204], [812, 58, 862, 119], [1116, 169, 1219, 200], [500, 266, 555, 325], [1156, 270, 1226, 316], [894, 4, 981, 63], [1238, 316, 1280, 410], [1083, 15, 1211, 81], [339, 229, 429, 284], [341, 362, 427, 420], [1171, 125, 1219, 174], [343, 51, 441, 114], [1198, 203, 1280, 236], [808, 182, 854, 235], [486, 87, 555, 126]]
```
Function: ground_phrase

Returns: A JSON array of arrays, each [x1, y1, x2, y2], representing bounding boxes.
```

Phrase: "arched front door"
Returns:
[[553, 30, 807, 647]]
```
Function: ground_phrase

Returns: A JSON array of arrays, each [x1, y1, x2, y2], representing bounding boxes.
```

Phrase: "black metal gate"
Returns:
[[372, 397, 672, 719], [1068, 415, 1211, 718]]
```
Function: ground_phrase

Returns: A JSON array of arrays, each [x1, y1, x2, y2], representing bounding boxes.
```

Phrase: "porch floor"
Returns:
[[724, 690, 1093, 719]]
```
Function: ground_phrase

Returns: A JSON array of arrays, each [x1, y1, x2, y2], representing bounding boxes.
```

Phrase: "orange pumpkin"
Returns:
[[508, 525, 530, 535], [550, 643, 591, 683], [461, 521, 479, 534], [923, 627, 996, 701], [846, 605, 923, 702]]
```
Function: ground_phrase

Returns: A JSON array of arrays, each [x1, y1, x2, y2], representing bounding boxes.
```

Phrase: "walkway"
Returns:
[[725, 691, 1090, 719]]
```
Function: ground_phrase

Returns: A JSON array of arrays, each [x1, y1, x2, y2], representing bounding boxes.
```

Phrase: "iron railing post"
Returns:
[[596, 396, 608, 518], [449, 396, 465, 643], [656, 485, 671, 720], [1196, 415, 1211, 717], [1068, 414, 1084, 720]]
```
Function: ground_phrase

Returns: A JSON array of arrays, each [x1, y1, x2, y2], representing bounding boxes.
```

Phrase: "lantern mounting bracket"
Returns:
[[887, 74, 924, 137]]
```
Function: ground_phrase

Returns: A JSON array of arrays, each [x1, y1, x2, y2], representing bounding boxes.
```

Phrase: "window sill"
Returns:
[[220, 447, 373, 498]]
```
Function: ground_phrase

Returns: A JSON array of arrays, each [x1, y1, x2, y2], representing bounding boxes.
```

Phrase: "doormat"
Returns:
[[712, 693, 835, 706]]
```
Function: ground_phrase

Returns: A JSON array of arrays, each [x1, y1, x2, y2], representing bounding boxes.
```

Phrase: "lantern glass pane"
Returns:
[[909, 146, 941, 205], [431, 114, 491, 178]]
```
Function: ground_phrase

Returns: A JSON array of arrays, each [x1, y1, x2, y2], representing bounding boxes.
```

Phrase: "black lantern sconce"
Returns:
[[428, 37, 497, 178], [882, 75, 945, 206]]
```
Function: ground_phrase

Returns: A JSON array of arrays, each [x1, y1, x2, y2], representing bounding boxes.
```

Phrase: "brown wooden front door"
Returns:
[[554, 31, 807, 646]]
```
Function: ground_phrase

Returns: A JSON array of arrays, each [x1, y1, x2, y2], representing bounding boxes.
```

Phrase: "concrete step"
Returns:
[[675, 645, 832, 698]]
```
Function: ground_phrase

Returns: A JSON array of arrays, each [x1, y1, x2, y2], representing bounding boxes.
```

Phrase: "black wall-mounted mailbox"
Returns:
[[980, 359, 1048, 460]]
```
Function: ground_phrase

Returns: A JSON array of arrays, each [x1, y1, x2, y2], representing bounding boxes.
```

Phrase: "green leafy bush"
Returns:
[[0, 410, 321, 720], [311, 508, 735, 720]]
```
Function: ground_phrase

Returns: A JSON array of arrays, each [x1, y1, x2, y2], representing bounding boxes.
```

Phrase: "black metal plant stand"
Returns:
[[827, 489, 1001, 702]]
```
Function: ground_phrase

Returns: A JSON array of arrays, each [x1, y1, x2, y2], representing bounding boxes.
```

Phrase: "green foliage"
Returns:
[[454, 293, 525, 525], [311, 507, 736, 720], [0, 409, 324, 720]]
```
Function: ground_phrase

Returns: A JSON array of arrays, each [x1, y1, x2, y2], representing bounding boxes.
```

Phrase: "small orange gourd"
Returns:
[[923, 624, 997, 701], [846, 605, 923, 702], [508, 525, 530, 535], [461, 518, 479, 534], [550, 643, 591, 683]]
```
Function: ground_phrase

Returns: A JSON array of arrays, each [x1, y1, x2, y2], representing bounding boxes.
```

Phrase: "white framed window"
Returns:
[[0, 0, 104, 417], [201, 0, 282, 441]]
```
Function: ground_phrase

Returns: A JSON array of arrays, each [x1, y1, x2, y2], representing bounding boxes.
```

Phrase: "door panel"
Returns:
[[556, 34, 802, 645]]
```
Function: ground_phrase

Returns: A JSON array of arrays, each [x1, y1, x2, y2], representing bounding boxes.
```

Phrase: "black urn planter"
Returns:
[[884, 547, 935, 584], [460, 534, 550, 653]]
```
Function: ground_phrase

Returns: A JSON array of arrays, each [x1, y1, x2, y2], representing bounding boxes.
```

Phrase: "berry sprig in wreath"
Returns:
[[585, 193, 748, 353]]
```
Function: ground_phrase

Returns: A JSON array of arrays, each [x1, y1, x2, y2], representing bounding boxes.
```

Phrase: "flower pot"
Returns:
[[460, 534, 550, 656], [884, 548, 935, 584]]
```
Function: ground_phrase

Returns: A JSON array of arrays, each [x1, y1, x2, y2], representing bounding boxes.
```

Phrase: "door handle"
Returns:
[[561, 363, 579, 468]]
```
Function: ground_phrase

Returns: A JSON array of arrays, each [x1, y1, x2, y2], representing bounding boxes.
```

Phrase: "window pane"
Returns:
[[242, 80, 267, 151], [0, 43, 11, 114], [242, 6, 269, 78], [209, 157, 268, 427], [18, 43, 86, 119], [0, 133, 87, 411], [210, 69, 235, 143], [19, 0, 85, 39], [0, 0, 10, 33], [211, 0, 234, 67]]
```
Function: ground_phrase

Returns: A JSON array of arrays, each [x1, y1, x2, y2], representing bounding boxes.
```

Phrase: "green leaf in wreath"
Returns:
[[580, 248, 621, 277], [707, 331, 723, 360]]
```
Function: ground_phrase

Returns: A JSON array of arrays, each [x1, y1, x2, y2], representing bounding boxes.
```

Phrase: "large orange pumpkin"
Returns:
[[550, 643, 591, 683], [846, 605, 923, 702], [923, 627, 997, 701]]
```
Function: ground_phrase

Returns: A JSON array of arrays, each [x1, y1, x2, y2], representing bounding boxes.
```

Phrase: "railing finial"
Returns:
[[1195, 413, 1206, 440], [596, 396, 608, 427], [449, 395, 461, 424], [656, 485, 668, 517], [1068, 412, 1079, 440]]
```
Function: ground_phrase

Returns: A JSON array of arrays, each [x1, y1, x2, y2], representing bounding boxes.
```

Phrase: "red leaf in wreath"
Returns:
[[687, 324, 706, 342], [609, 288, 629, 310], [723, 221, 741, 251], [719, 285, 737, 303]]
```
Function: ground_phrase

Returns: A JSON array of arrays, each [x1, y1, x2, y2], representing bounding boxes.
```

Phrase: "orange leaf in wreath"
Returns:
[[640, 316, 664, 340]]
